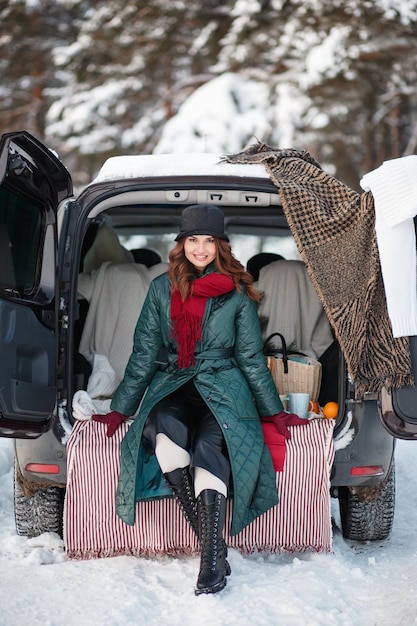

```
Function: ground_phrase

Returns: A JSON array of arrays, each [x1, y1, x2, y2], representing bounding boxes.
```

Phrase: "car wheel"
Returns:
[[14, 463, 64, 538], [338, 461, 395, 541]]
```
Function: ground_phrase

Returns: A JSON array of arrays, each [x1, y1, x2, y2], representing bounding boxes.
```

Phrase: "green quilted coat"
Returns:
[[110, 268, 284, 536]]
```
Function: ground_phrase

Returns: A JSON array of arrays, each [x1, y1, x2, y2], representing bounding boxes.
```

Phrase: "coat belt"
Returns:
[[155, 347, 233, 367], [195, 348, 234, 360]]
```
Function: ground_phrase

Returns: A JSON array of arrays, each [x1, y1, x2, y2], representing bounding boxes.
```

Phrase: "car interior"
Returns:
[[72, 203, 341, 427]]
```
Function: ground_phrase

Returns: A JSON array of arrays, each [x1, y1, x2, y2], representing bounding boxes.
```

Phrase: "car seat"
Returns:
[[247, 252, 284, 282], [257, 259, 339, 405], [257, 259, 334, 359]]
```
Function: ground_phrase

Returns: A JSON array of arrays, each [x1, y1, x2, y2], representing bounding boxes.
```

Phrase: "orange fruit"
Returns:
[[323, 401, 338, 419], [310, 400, 320, 414]]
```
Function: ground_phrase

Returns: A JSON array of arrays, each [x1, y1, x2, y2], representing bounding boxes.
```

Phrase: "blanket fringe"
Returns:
[[66, 543, 333, 561], [355, 372, 415, 397], [66, 546, 200, 560], [222, 141, 323, 169]]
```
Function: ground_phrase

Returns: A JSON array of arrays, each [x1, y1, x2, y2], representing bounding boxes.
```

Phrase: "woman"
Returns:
[[93, 204, 286, 595]]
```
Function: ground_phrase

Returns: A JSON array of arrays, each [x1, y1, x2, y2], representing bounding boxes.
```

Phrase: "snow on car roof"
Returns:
[[91, 153, 269, 183]]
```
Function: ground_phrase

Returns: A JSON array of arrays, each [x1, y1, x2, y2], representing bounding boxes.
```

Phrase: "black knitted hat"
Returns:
[[175, 204, 229, 241]]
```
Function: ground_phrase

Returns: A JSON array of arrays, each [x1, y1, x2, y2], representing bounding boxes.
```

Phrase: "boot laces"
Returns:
[[199, 500, 224, 572]]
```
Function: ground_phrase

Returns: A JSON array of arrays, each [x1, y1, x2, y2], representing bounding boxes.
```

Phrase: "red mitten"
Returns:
[[261, 411, 308, 439], [92, 410, 129, 437]]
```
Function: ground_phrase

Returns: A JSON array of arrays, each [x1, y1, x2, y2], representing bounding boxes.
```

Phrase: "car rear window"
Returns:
[[0, 186, 42, 296]]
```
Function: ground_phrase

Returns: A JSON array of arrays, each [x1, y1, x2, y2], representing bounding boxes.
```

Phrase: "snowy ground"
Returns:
[[1, 437, 417, 626]]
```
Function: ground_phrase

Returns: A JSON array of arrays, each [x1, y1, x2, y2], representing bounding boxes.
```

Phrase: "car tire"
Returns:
[[14, 463, 64, 538], [338, 461, 395, 541]]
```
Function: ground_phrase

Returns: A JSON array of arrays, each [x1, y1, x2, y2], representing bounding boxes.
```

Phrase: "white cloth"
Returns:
[[257, 260, 334, 358], [72, 354, 120, 420], [360, 155, 417, 338], [73, 261, 167, 421], [72, 391, 97, 421], [78, 262, 167, 383]]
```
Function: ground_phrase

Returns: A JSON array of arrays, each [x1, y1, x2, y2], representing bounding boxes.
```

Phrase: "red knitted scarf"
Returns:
[[170, 273, 235, 368]]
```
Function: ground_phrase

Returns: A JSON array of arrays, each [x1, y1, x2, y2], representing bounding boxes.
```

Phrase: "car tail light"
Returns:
[[350, 465, 384, 476], [25, 463, 60, 475]]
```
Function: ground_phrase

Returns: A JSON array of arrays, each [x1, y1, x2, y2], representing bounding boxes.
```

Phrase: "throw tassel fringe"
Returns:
[[172, 311, 202, 368]]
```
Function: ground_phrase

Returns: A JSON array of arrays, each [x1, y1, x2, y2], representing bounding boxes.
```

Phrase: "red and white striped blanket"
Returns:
[[64, 418, 335, 559]]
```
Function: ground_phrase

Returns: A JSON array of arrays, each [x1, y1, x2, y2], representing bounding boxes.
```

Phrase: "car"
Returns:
[[0, 130, 405, 542]]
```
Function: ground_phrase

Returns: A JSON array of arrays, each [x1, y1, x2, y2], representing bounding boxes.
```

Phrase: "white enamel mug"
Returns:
[[288, 392, 312, 419]]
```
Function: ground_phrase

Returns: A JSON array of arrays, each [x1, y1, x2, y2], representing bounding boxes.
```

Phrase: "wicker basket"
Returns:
[[264, 333, 322, 402]]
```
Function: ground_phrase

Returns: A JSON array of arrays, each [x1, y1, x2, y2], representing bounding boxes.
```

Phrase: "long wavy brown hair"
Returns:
[[168, 238, 261, 303]]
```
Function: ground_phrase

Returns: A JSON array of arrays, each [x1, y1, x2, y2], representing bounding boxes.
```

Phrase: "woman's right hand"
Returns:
[[92, 411, 129, 437]]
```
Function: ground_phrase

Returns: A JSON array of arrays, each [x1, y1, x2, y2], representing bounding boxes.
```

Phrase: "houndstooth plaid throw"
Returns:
[[223, 143, 413, 393]]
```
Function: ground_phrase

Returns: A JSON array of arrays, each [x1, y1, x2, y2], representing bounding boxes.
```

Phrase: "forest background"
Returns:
[[1, 0, 417, 191]]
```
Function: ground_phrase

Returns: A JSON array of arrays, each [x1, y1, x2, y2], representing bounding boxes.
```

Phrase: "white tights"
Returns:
[[155, 433, 227, 497]]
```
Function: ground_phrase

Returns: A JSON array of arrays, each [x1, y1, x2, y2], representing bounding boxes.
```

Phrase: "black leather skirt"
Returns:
[[143, 379, 230, 485]]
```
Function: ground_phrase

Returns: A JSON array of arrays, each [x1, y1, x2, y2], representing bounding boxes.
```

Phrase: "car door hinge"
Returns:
[[41, 309, 55, 329], [61, 314, 69, 330]]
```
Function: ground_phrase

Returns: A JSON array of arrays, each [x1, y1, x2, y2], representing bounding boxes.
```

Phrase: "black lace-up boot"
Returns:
[[195, 489, 228, 595], [164, 469, 231, 580], [163, 467, 200, 537]]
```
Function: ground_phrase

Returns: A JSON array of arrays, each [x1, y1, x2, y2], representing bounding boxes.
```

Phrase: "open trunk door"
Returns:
[[0, 131, 73, 438], [380, 335, 417, 439]]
